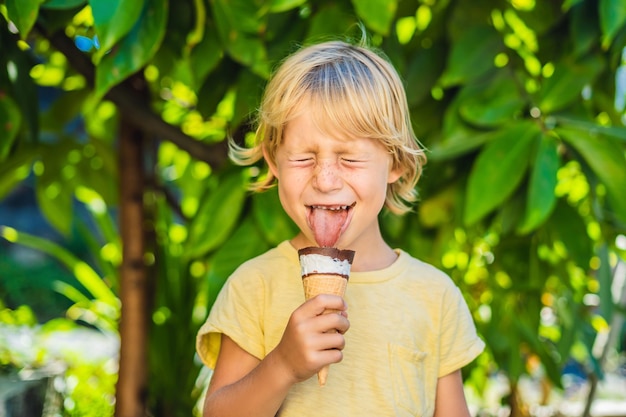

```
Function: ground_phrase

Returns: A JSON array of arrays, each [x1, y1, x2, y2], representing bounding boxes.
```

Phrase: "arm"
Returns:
[[203, 334, 290, 417], [203, 294, 350, 417], [433, 370, 472, 417]]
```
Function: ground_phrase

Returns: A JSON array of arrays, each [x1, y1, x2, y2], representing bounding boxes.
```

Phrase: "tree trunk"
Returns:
[[509, 380, 530, 417], [115, 114, 150, 417]]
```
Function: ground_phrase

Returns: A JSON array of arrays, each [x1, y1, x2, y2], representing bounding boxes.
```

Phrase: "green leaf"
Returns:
[[428, 130, 493, 162], [233, 69, 264, 129], [307, 3, 357, 41], [205, 218, 270, 309], [184, 171, 248, 259], [94, 0, 167, 99], [252, 188, 298, 245], [231, 36, 271, 78], [0, 18, 39, 142], [81, 138, 119, 204], [498, 188, 526, 236], [537, 54, 605, 113], [557, 126, 626, 225], [458, 73, 526, 128], [351, 0, 397, 35], [0, 305, 38, 325], [53, 280, 91, 304], [547, 200, 592, 269], [555, 115, 626, 142], [41, 0, 86, 9], [599, 0, 626, 48], [405, 45, 445, 107], [74, 152, 118, 206], [518, 133, 560, 234], [185, 20, 223, 89], [0, 226, 118, 306], [269, 0, 306, 13], [196, 59, 239, 118], [513, 1, 564, 35], [464, 122, 540, 225], [0, 92, 21, 161], [90, 0, 145, 54], [570, 0, 600, 57], [35, 155, 74, 235], [211, 0, 270, 77], [431, 81, 503, 161], [74, 210, 119, 282], [5, 0, 41, 37], [0, 146, 35, 200], [212, 0, 265, 35], [439, 25, 503, 87]]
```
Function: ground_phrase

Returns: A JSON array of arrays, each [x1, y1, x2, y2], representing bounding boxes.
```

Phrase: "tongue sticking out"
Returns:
[[309, 208, 349, 247]]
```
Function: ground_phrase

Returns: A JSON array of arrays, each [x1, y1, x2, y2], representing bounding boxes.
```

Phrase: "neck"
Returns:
[[350, 243, 397, 272]]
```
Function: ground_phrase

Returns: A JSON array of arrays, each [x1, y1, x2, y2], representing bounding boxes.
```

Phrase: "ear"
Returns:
[[387, 164, 403, 184], [262, 145, 280, 179]]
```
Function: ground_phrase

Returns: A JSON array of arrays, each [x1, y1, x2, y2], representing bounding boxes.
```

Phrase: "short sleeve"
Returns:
[[438, 285, 485, 377], [195, 265, 266, 369]]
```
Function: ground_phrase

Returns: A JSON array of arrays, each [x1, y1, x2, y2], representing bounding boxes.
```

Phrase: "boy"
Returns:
[[196, 39, 485, 416]]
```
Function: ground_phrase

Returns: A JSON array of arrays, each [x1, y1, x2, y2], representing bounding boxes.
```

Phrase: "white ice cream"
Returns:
[[299, 253, 352, 277]]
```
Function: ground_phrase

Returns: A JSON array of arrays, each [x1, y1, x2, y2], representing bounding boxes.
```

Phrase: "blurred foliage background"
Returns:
[[1, 0, 626, 416]]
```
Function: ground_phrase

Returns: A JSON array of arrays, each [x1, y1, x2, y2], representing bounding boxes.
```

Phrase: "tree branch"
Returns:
[[38, 26, 230, 168]]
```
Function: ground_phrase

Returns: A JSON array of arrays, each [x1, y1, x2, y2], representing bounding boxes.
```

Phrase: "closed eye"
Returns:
[[289, 157, 314, 166], [341, 157, 366, 164]]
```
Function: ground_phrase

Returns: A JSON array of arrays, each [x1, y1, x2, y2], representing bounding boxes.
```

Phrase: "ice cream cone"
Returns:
[[298, 247, 355, 386]]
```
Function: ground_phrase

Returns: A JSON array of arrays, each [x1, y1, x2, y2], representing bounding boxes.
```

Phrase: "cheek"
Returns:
[[276, 176, 301, 208], [281, 169, 312, 191], [369, 173, 393, 204], [276, 184, 294, 217]]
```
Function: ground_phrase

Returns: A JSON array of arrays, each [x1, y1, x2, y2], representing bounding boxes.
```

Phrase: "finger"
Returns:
[[313, 333, 346, 365], [317, 347, 344, 367], [304, 294, 347, 316], [308, 313, 350, 338], [322, 332, 346, 351], [311, 331, 346, 354]]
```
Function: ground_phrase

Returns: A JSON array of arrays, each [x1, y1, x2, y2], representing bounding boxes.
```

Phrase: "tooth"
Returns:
[[310, 205, 349, 210]]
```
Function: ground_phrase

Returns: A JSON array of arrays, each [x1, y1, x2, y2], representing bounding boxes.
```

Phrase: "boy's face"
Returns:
[[265, 110, 401, 251]]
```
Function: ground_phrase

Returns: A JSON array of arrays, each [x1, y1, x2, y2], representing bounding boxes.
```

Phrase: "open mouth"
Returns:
[[306, 203, 355, 247]]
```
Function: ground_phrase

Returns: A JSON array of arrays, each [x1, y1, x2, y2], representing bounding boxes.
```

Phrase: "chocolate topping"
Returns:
[[301, 272, 349, 279], [297, 246, 355, 263]]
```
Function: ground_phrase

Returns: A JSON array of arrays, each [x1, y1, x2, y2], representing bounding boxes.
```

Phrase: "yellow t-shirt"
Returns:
[[196, 241, 484, 417]]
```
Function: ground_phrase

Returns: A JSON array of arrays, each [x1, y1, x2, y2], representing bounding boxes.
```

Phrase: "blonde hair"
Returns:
[[230, 40, 426, 215]]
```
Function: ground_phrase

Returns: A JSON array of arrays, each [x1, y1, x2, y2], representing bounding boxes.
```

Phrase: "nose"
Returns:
[[313, 159, 343, 192]]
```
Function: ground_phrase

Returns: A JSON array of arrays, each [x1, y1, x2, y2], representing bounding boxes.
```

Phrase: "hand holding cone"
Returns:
[[298, 247, 355, 386]]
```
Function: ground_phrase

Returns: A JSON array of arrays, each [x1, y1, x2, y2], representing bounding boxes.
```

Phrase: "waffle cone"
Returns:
[[302, 273, 348, 386], [302, 274, 347, 301]]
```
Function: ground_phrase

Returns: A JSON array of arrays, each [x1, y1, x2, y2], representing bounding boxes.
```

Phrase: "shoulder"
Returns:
[[391, 250, 466, 306], [232, 241, 296, 275], [223, 241, 299, 290]]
